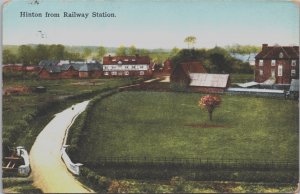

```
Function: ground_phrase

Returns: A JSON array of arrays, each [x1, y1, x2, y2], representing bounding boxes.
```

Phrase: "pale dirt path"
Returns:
[[29, 100, 94, 193]]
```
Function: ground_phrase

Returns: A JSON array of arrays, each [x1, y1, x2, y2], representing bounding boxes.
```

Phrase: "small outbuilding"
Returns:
[[189, 73, 230, 93]]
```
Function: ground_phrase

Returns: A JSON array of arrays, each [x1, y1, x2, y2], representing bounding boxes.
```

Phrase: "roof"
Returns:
[[290, 79, 299, 92], [79, 63, 102, 72], [38, 60, 59, 67], [39, 60, 102, 74], [103, 55, 150, 65], [227, 88, 284, 94], [189, 73, 229, 88], [255, 45, 299, 59], [236, 81, 259, 88]]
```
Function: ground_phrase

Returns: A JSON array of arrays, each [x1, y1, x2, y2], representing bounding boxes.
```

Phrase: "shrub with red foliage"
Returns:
[[198, 95, 222, 121]]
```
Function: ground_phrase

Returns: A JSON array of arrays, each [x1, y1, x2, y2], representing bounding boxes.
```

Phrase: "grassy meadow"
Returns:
[[76, 91, 298, 162], [3, 77, 138, 154]]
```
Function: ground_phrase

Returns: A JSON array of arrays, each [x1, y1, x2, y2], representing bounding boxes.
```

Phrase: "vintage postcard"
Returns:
[[1, 0, 299, 193]]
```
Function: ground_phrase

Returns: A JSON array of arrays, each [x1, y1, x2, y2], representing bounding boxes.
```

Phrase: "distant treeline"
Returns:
[[3, 44, 258, 73]]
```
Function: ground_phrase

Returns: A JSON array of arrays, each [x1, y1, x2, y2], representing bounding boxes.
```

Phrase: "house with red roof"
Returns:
[[102, 55, 152, 77], [255, 44, 299, 84]]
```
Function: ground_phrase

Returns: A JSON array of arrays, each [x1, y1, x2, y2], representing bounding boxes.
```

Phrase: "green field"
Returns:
[[3, 77, 138, 154], [76, 91, 298, 162]]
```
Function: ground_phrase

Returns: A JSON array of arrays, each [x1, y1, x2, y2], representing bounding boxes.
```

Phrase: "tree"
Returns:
[[198, 95, 221, 121], [18, 45, 34, 66], [64, 51, 83, 61], [83, 48, 92, 59], [97, 46, 107, 59], [184, 36, 196, 49], [48, 44, 65, 60], [206, 47, 232, 73], [128, 45, 137, 55], [33, 44, 49, 64], [138, 48, 150, 56], [3, 49, 17, 64], [170, 47, 180, 58], [116, 45, 127, 56]]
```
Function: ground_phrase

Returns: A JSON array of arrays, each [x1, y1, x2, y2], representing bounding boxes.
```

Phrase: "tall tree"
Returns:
[[128, 45, 137, 55], [33, 44, 49, 64], [64, 51, 83, 61], [184, 36, 197, 49], [48, 44, 65, 60], [97, 46, 107, 59], [18, 45, 34, 66], [116, 45, 127, 56], [83, 48, 92, 59], [3, 49, 17, 64]]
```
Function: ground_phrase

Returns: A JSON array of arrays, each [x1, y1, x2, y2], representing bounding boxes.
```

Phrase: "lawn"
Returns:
[[76, 91, 298, 162]]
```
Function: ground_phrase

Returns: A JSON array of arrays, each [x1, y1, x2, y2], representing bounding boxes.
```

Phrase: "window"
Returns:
[[259, 69, 263, 76], [124, 59, 129, 61], [118, 61, 122, 65], [104, 72, 109, 76], [140, 71, 144, 75], [271, 69, 275, 77], [271, 60, 276, 66], [278, 65, 283, 76], [292, 60, 296, 66], [132, 65, 136, 69], [125, 66, 129, 69], [132, 59, 136, 61], [111, 71, 117, 75], [291, 69, 296, 76], [112, 59, 116, 62], [125, 71, 129, 75], [259, 60, 263, 66]]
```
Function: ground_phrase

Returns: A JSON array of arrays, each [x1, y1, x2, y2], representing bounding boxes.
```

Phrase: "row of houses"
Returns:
[[3, 44, 299, 85]]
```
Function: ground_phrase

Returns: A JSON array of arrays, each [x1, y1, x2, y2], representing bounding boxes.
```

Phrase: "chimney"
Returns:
[[262, 44, 268, 51]]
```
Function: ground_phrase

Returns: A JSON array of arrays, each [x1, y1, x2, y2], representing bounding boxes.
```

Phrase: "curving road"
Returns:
[[30, 100, 93, 193]]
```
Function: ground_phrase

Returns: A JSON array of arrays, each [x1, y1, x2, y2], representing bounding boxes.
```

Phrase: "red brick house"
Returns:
[[255, 44, 299, 84], [102, 55, 152, 77]]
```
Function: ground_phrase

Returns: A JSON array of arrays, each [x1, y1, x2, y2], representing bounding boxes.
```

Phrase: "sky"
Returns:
[[2, 0, 300, 49]]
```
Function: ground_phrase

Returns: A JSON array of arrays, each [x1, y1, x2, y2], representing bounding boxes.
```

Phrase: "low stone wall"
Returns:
[[16, 146, 31, 176], [61, 145, 83, 175]]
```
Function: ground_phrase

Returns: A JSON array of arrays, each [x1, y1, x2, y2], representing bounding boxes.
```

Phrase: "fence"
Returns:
[[61, 145, 83, 175], [16, 146, 31, 176], [84, 156, 298, 171]]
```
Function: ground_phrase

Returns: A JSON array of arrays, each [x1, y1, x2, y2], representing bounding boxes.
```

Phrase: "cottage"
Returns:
[[189, 73, 230, 93], [102, 55, 152, 77], [255, 44, 299, 84]]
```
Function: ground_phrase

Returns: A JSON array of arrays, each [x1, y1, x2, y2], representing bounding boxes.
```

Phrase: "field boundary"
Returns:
[[84, 156, 298, 171]]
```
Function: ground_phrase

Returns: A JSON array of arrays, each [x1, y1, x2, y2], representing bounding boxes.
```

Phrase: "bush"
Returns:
[[79, 167, 111, 192], [170, 176, 186, 193], [108, 180, 130, 193]]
